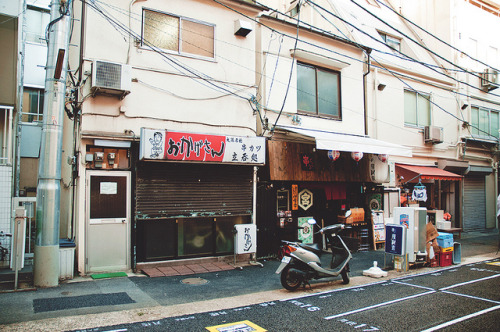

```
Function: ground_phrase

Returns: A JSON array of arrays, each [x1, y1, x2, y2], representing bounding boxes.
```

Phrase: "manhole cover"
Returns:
[[181, 277, 208, 285]]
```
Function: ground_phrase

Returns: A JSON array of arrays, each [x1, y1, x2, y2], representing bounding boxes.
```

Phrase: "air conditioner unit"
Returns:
[[480, 68, 500, 91], [91, 60, 132, 99], [424, 125, 443, 144]]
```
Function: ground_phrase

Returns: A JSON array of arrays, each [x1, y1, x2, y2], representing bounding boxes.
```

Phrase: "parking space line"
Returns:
[[323, 290, 435, 320], [280, 280, 388, 302], [420, 305, 500, 332], [391, 280, 435, 291], [441, 290, 500, 305], [440, 274, 500, 291]]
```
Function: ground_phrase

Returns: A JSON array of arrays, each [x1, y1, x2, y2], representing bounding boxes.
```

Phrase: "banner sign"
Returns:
[[140, 128, 265, 165]]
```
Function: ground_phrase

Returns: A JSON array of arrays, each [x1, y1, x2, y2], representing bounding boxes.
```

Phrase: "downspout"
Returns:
[[363, 48, 372, 136], [15, 0, 28, 197]]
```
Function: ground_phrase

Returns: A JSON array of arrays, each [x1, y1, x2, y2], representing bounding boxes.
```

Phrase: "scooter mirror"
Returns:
[[308, 218, 317, 225]]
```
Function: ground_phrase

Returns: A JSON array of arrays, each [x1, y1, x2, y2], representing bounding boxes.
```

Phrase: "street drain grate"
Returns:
[[181, 277, 209, 285]]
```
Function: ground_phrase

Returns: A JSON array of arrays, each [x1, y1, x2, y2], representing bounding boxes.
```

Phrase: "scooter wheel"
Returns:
[[341, 263, 350, 284], [280, 266, 302, 291]]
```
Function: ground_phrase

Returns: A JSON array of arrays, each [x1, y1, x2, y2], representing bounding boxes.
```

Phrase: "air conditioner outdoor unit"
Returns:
[[91, 60, 132, 99], [424, 125, 443, 144], [480, 68, 500, 91]]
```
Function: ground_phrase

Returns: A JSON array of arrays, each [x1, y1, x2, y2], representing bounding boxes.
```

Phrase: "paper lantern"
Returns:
[[351, 151, 363, 162], [378, 154, 388, 163], [327, 150, 340, 161]]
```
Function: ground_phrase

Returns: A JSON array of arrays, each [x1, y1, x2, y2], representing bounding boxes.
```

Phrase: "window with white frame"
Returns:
[[404, 89, 430, 127], [470, 106, 499, 139], [142, 9, 215, 58], [22, 88, 44, 123], [25, 7, 50, 44], [379, 32, 401, 52], [297, 62, 341, 119]]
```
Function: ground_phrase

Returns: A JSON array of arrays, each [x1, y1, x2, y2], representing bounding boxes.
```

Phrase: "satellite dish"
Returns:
[[345, 210, 352, 218]]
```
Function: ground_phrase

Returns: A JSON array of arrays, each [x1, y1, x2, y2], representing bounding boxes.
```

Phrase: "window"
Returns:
[[142, 9, 215, 58], [379, 32, 401, 52], [22, 88, 44, 123], [297, 62, 341, 119], [404, 90, 430, 127], [25, 7, 50, 44], [471, 106, 499, 139]]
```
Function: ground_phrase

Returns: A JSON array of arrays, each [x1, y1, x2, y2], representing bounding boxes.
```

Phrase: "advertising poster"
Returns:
[[298, 217, 314, 244]]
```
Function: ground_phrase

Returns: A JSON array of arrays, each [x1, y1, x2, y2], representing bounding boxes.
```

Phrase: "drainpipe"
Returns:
[[34, 0, 73, 288], [363, 48, 372, 136]]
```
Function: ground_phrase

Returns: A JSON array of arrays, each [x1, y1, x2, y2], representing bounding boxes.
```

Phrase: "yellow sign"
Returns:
[[206, 320, 266, 332], [292, 184, 298, 210]]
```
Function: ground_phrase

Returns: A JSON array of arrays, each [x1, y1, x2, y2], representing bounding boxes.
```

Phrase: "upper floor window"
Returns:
[[379, 32, 401, 52], [471, 106, 499, 139], [22, 88, 44, 123], [404, 90, 430, 127], [26, 7, 50, 44], [297, 62, 341, 119], [142, 9, 215, 59]]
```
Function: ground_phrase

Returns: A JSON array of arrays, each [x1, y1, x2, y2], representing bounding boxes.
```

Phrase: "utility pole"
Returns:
[[34, 0, 72, 288]]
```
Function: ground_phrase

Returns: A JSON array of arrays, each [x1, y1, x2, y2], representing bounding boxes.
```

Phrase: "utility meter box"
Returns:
[[234, 224, 257, 254]]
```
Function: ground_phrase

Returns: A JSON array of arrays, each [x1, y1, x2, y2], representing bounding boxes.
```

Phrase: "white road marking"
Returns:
[[441, 290, 500, 305], [391, 280, 435, 291], [420, 305, 500, 332], [280, 280, 388, 302], [324, 290, 435, 320], [440, 273, 500, 291]]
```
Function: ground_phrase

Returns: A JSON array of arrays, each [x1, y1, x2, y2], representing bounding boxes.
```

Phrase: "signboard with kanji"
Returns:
[[140, 128, 266, 165], [385, 224, 405, 256]]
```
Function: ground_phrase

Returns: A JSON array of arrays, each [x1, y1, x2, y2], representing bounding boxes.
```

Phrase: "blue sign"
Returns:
[[385, 224, 405, 255]]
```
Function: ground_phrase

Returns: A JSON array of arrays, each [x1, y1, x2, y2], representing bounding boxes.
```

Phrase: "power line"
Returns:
[[375, 0, 500, 73]]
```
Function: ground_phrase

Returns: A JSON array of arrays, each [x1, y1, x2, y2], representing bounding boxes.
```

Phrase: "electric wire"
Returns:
[[87, 0, 498, 142], [374, 0, 500, 73], [85, 0, 252, 102], [348, 0, 500, 92]]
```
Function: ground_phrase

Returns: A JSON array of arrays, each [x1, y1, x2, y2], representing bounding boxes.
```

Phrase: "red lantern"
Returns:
[[351, 151, 363, 162], [328, 150, 340, 161], [378, 154, 388, 163]]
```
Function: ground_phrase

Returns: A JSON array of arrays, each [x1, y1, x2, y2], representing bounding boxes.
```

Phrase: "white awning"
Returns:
[[278, 126, 413, 157]]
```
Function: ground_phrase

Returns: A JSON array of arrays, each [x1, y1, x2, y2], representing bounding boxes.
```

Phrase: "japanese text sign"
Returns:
[[140, 128, 266, 165], [385, 224, 405, 256]]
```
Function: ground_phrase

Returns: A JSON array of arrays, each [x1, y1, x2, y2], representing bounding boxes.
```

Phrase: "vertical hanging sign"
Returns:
[[291, 184, 298, 210]]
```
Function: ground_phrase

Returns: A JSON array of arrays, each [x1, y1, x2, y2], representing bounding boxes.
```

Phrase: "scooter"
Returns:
[[275, 219, 352, 290]]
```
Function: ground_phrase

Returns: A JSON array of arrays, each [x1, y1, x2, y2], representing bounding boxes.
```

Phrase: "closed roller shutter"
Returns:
[[136, 162, 253, 219], [463, 177, 486, 231]]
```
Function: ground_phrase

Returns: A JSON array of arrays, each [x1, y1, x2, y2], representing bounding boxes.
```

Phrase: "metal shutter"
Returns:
[[136, 162, 253, 219], [463, 177, 486, 231]]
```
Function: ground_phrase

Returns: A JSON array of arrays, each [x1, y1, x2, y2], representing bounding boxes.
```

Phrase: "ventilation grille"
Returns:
[[95, 61, 122, 90]]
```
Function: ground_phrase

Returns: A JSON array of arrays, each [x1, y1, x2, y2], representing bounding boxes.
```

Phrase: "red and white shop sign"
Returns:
[[140, 128, 266, 165]]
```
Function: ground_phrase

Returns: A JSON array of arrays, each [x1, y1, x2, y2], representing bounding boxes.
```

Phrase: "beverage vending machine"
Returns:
[[392, 207, 427, 263]]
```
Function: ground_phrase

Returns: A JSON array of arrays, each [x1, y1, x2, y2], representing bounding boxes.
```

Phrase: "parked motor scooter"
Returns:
[[275, 219, 352, 290]]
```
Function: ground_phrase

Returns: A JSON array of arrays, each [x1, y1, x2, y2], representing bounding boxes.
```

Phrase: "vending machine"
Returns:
[[392, 207, 427, 263]]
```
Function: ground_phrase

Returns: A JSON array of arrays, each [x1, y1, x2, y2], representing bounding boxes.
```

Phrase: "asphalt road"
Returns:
[[70, 258, 500, 332]]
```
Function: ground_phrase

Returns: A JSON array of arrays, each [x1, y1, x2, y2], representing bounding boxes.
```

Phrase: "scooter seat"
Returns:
[[299, 243, 323, 255]]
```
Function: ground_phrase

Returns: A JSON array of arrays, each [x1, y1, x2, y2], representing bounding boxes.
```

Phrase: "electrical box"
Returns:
[[107, 152, 116, 165], [94, 152, 104, 168]]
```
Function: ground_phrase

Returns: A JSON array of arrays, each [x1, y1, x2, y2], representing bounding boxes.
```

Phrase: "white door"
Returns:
[[86, 171, 131, 273]]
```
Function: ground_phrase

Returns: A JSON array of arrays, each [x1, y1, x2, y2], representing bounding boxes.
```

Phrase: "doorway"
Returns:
[[86, 171, 131, 273]]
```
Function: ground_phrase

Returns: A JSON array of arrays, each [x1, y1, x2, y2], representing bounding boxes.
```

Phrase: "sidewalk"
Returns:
[[0, 230, 498, 331]]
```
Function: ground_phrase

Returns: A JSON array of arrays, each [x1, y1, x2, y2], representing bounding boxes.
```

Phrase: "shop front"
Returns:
[[136, 129, 265, 264], [395, 163, 463, 229], [256, 127, 412, 258]]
